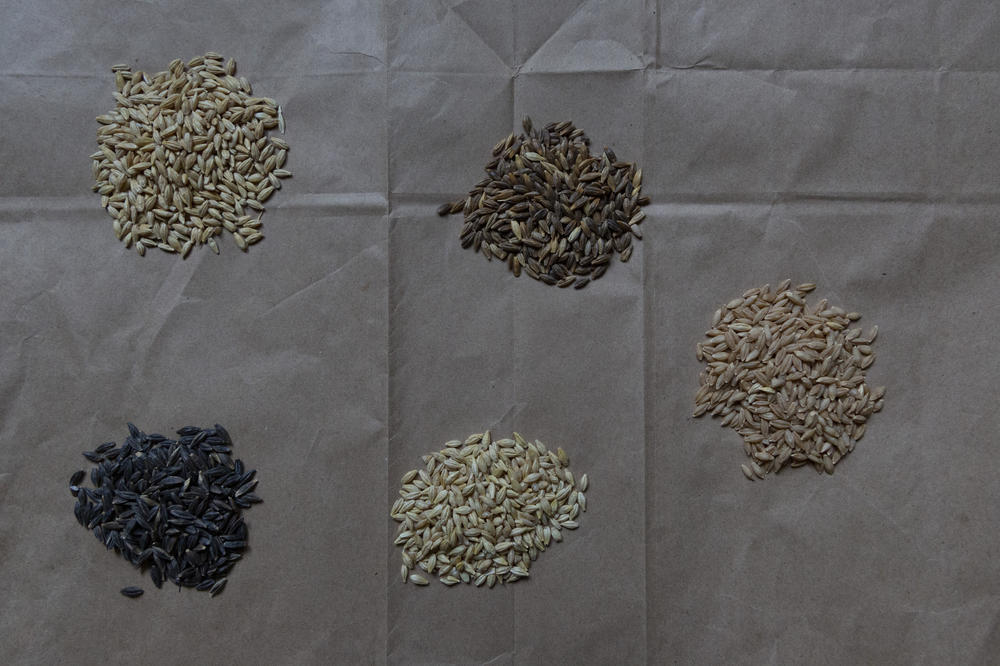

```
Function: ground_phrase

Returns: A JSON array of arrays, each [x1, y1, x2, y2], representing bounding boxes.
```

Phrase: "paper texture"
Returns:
[[1, 1, 998, 664]]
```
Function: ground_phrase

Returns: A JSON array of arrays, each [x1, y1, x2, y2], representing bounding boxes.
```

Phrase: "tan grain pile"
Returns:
[[91, 53, 291, 257], [390, 431, 588, 587], [694, 280, 885, 479]]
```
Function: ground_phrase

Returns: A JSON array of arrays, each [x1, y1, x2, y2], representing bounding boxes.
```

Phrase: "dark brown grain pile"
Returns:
[[440, 118, 648, 289]]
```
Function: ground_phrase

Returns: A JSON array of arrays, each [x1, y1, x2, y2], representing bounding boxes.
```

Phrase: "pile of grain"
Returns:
[[69, 423, 261, 596], [439, 118, 648, 289], [91, 53, 291, 257], [693, 280, 885, 479], [390, 431, 588, 587]]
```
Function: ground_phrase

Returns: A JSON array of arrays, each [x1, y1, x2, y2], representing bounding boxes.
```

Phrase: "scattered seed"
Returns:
[[120, 586, 144, 598], [209, 578, 228, 597]]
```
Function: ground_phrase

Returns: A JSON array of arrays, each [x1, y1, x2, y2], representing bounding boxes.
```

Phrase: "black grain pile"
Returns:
[[69, 423, 260, 596], [439, 117, 649, 289]]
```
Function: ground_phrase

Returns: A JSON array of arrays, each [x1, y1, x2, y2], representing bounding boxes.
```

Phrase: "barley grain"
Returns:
[[694, 281, 885, 480], [92, 54, 291, 256], [441, 118, 648, 287], [391, 432, 587, 587]]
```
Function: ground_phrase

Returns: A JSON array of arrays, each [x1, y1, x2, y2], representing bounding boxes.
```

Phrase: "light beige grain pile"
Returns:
[[91, 53, 291, 257], [694, 279, 885, 479], [390, 431, 588, 587]]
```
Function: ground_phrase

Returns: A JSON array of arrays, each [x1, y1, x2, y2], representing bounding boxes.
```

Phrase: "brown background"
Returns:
[[1, 1, 999, 664]]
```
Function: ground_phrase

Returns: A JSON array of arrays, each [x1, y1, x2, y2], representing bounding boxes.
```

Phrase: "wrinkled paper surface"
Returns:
[[1, 1, 999, 663]]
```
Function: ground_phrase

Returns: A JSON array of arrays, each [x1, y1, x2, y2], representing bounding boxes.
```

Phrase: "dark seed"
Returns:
[[70, 470, 85, 486], [533, 273, 553, 286], [436, 202, 452, 216], [120, 586, 144, 598], [209, 578, 227, 597], [234, 479, 258, 497], [213, 424, 231, 445]]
